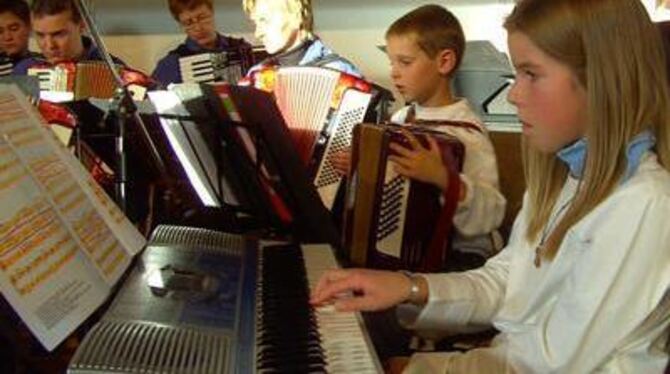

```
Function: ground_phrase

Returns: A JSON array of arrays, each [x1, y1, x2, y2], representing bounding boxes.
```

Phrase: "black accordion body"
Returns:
[[0, 55, 13, 77], [178, 49, 252, 84], [344, 122, 467, 272]]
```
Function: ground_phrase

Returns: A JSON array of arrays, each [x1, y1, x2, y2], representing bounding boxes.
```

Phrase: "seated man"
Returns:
[[243, 0, 360, 77], [13, 0, 125, 75], [152, 0, 252, 87], [0, 0, 38, 76]]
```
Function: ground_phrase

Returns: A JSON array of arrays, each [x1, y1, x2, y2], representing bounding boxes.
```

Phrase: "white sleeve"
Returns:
[[405, 189, 670, 373], [452, 128, 507, 236], [396, 206, 527, 332], [504, 191, 670, 372]]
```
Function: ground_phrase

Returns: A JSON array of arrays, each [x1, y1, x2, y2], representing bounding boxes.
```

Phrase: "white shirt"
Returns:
[[391, 100, 506, 252], [399, 152, 670, 373]]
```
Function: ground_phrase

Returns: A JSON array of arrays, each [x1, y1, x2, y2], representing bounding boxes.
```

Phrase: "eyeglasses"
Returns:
[[179, 13, 213, 31]]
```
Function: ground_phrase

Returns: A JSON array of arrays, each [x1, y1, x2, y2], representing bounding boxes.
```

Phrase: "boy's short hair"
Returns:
[[242, 0, 314, 32], [386, 4, 465, 71], [0, 0, 30, 24], [30, 0, 81, 23], [167, 0, 213, 21]]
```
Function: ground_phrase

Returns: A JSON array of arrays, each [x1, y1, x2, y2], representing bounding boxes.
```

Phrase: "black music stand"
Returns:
[[74, 0, 167, 214], [202, 84, 341, 247]]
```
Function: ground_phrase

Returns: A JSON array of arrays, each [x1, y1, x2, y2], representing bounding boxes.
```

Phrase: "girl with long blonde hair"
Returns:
[[311, 0, 670, 371]]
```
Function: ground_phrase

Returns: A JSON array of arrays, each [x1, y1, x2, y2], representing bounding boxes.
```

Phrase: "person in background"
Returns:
[[0, 0, 37, 76], [12, 0, 125, 75], [242, 0, 360, 77], [151, 0, 252, 87], [313, 0, 670, 372]]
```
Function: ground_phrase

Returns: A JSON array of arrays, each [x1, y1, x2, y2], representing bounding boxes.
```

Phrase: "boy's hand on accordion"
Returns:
[[330, 149, 352, 176], [389, 131, 449, 191], [310, 269, 414, 312]]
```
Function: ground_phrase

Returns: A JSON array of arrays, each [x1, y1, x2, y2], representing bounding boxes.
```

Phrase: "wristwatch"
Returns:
[[399, 270, 422, 304]]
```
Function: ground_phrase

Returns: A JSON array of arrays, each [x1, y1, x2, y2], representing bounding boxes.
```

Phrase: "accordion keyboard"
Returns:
[[0, 59, 12, 77], [179, 53, 243, 84], [257, 243, 381, 373]]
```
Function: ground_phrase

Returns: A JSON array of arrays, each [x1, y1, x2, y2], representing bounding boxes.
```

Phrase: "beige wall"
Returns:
[[80, 2, 514, 111]]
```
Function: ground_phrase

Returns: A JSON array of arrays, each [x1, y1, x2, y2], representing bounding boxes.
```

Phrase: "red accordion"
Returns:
[[27, 61, 153, 101], [344, 122, 467, 272], [248, 66, 374, 209]]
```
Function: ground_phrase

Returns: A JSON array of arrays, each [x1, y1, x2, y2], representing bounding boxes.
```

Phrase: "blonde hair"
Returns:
[[242, 0, 313, 32], [505, 0, 670, 260]]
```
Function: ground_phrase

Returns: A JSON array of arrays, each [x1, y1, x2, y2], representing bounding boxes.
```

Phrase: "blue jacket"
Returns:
[[1, 50, 40, 77], [247, 37, 361, 78], [12, 36, 125, 75], [151, 34, 251, 87]]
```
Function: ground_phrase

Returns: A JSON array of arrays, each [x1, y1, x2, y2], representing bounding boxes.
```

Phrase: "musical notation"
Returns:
[[0, 84, 145, 351]]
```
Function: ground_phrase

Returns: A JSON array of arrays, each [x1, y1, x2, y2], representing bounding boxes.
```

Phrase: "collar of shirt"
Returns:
[[272, 37, 314, 66], [299, 37, 332, 66], [184, 33, 227, 53], [556, 130, 656, 181]]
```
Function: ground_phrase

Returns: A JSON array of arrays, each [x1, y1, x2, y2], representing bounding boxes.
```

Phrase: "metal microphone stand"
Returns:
[[74, 0, 167, 214]]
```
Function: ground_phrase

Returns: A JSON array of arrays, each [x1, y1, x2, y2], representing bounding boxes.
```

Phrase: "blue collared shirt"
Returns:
[[247, 37, 361, 78], [557, 130, 656, 181]]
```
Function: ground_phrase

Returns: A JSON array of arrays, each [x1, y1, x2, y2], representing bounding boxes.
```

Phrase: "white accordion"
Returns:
[[251, 66, 373, 209]]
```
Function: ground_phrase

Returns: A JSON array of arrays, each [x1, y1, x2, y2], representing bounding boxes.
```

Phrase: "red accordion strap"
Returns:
[[405, 104, 484, 134], [422, 151, 461, 272]]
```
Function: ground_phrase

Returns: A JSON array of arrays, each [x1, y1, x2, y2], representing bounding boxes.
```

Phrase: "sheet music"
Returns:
[[0, 84, 145, 351]]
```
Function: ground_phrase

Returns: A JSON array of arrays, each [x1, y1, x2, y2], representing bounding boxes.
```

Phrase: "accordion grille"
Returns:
[[377, 175, 406, 241], [148, 225, 247, 255], [315, 104, 366, 188], [69, 320, 231, 374]]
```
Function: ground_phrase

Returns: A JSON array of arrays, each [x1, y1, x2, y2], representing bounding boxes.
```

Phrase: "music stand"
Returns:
[[74, 0, 167, 213]]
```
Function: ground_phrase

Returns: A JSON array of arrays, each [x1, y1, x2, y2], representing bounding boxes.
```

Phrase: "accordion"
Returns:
[[344, 122, 466, 272], [27, 61, 151, 101], [178, 51, 251, 84], [250, 66, 373, 209], [0, 55, 13, 77]]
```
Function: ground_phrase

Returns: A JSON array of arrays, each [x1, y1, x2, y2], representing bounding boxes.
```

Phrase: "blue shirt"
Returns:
[[557, 130, 656, 182], [247, 37, 361, 78], [1, 50, 40, 77], [12, 36, 125, 75], [151, 33, 251, 87]]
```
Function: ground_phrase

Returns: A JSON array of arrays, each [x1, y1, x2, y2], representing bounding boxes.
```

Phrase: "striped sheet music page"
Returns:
[[0, 84, 145, 351]]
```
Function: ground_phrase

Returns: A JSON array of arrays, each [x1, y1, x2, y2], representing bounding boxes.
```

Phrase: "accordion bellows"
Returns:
[[252, 66, 373, 209], [344, 123, 465, 272], [27, 61, 151, 101]]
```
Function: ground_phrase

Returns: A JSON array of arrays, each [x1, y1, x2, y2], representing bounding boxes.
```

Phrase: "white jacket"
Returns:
[[392, 100, 506, 255], [398, 152, 670, 373]]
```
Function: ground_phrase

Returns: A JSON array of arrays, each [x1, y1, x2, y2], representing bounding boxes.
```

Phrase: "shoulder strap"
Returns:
[[405, 105, 483, 134], [421, 148, 461, 272]]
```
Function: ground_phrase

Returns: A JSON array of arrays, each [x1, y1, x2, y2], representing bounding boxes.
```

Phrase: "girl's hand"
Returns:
[[310, 268, 413, 312]]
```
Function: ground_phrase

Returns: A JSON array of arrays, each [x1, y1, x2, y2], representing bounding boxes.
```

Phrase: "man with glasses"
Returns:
[[0, 0, 38, 76], [151, 0, 252, 86]]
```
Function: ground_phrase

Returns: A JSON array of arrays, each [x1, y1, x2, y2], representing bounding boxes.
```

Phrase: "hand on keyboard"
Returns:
[[310, 268, 414, 312]]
